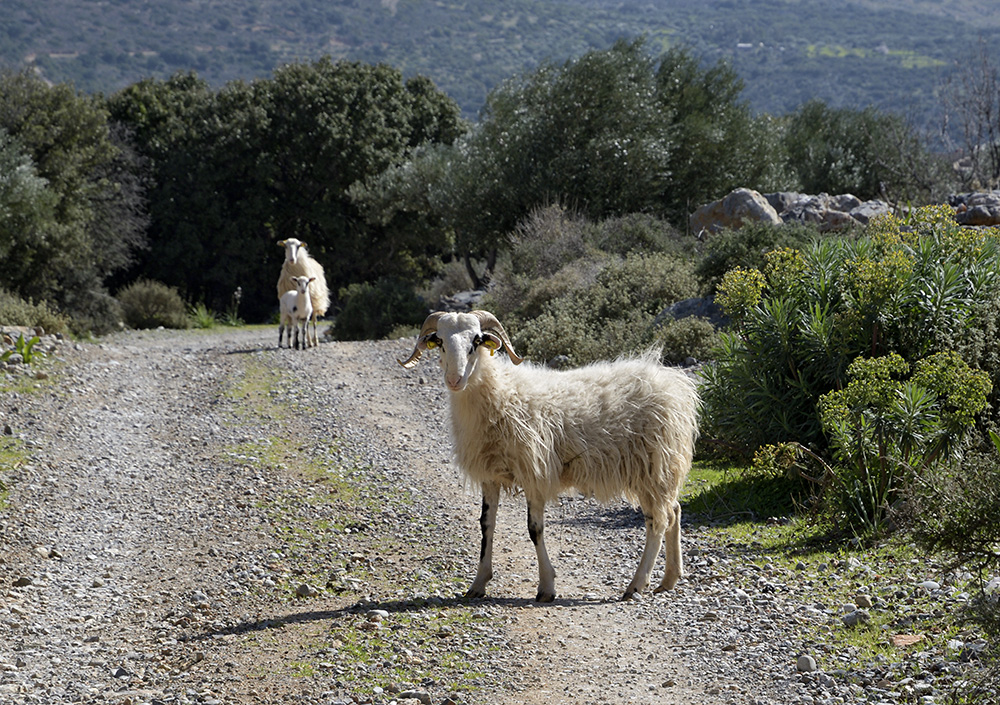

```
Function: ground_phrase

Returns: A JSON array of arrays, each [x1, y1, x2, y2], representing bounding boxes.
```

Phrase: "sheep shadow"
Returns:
[[188, 592, 606, 643]]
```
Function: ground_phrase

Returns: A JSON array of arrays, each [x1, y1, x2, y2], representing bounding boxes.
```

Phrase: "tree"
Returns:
[[655, 47, 793, 223], [108, 61, 463, 321], [784, 99, 948, 203], [0, 128, 57, 290], [940, 39, 1000, 189], [0, 69, 147, 333]]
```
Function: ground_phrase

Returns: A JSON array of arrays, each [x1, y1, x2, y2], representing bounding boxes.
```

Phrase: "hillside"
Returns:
[[2, 0, 999, 129]]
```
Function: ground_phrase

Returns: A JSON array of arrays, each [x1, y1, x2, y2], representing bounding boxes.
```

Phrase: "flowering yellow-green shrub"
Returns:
[[715, 266, 765, 323], [701, 204, 1000, 520]]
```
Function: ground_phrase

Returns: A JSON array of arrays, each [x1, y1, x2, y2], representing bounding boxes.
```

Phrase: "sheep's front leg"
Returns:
[[528, 497, 556, 602], [467, 482, 500, 599]]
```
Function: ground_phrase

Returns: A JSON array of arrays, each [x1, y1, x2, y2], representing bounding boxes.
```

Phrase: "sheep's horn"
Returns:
[[398, 311, 448, 368], [471, 310, 523, 365]]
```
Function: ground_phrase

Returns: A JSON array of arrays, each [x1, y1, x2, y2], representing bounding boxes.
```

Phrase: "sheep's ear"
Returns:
[[481, 334, 501, 356], [278, 240, 286, 247]]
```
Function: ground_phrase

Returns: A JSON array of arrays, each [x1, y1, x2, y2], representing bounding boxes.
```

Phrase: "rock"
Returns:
[[654, 296, 728, 329], [295, 583, 319, 598], [856, 594, 874, 609], [438, 289, 486, 313], [953, 191, 1000, 226], [12, 576, 32, 587], [797, 654, 818, 672], [398, 689, 432, 704], [841, 609, 871, 627], [690, 187, 783, 236]]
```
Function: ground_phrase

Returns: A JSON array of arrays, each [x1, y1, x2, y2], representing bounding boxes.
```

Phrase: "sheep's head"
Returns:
[[399, 310, 523, 392], [292, 275, 315, 294], [279, 238, 307, 265]]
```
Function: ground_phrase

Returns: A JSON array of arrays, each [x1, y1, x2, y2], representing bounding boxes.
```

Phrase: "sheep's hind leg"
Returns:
[[527, 496, 556, 602], [467, 483, 499, 599], [654, 500, 684, 592], [624, 511, 663, 600]]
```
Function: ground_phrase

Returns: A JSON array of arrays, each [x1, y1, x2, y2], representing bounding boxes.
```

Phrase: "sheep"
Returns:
[[398, 310, 700, 602], [277, 238, 329, 347], [278, 276, 315, 349]]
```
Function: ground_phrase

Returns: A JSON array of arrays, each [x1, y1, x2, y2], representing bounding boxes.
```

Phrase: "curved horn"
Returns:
[[471, 310, 523, 365], [398, 311, 448, 368]]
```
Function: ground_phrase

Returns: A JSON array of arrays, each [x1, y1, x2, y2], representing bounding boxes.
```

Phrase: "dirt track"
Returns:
[[1, 328, 811, 705]]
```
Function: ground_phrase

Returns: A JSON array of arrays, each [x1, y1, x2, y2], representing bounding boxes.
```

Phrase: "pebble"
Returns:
[[797, 655, 817, 672]]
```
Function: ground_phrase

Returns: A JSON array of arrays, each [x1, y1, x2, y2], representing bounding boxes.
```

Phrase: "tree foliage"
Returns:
[[784, 99, 949, 203], [107, 59, 464, 321], [0, 69, 146, 333]]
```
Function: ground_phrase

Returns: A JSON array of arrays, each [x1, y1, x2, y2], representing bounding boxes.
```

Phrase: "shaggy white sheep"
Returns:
[[399, 310, 700, 602], [278, 276, 315, 350], [277, 238, 329, 347]]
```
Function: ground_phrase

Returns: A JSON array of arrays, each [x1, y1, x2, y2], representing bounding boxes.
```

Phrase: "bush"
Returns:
[[0, 288, 70, 334], [655, 317, 720, 364], [483, 206, 703, 365], [586, 212, 689, 257], [696, 220, 824, 293], [332, 278, 427, 341], [490, 251, 700, 365], [818, 352, 990, 533], [701, 210, 1000, 460], [117, 279, 190, 329]]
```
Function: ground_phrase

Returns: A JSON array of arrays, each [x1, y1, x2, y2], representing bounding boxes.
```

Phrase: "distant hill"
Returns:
[[3, 0, 998, 135]]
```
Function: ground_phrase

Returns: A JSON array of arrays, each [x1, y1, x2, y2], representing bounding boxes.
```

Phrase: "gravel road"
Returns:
[[0, 327, 917, 705]]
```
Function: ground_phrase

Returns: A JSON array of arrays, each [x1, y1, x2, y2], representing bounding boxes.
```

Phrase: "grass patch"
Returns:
[[683, 459, 987, 688], [0, 436, 29, 509], [321, 606, 490, 696]]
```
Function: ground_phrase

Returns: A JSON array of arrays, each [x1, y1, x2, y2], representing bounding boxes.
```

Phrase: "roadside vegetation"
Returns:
[[3, 31, 1000, 703]]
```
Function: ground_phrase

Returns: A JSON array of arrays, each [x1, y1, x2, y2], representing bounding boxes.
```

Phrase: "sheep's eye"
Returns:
[[424, 334, 441, 349]]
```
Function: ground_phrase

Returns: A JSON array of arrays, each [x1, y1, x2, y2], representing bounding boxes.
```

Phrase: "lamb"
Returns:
[[277, 238, 329, 347], [399, 310, 700, 602], [278, 276, 315, 349]]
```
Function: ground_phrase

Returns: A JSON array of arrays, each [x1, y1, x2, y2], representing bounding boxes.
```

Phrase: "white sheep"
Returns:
[[277, 238, 329, 347], [278, 276, 315, 349], [399, 310, 700, 602]]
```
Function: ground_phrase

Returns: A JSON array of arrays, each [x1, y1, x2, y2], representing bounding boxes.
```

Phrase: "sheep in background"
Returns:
[[278, 276, 315, 349], [399, 310, 700, 602], [277, 238, 329, 347]]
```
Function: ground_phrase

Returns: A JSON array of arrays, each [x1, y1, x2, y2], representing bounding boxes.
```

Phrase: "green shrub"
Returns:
[[332, 278, 427, 341], [586, 212, 689, 257], [493, 251, 700, 365], [696, 220, 823, 293], [117, 279, 190, 330], [63, 288, 123, 336], [655, 317, 720, 364], [701, 209, 1000, 459], [818, 352, 990, 533], [0, 288, 70, 335], [188, 302, 218, 329]]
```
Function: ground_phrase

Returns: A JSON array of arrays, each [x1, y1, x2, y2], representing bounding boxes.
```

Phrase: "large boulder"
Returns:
[[689, 188, 782, 236], [774, 192, 890, 231], [953, 191, 1000, 226]]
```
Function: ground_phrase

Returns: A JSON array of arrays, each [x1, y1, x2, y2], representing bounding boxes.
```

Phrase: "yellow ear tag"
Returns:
[[425, 339, 437, 349], [483, 339, 499, 356]]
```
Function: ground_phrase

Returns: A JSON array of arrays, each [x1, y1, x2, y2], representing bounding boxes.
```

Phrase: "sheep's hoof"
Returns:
[[655, 573, 681, 593], [465, 587, 486, 599], [535, 590, 556, 603]]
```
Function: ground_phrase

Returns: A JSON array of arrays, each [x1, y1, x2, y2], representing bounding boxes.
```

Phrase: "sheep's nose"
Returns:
[[445, 372, 464, 391]]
